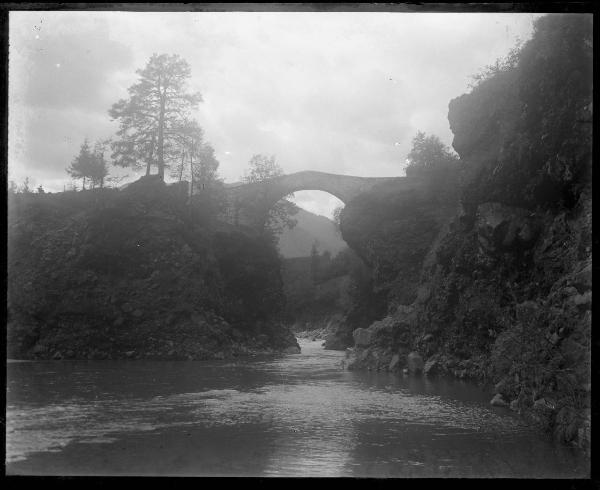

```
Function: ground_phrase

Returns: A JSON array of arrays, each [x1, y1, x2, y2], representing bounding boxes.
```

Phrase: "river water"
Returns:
[[6, 339, 588, 477]]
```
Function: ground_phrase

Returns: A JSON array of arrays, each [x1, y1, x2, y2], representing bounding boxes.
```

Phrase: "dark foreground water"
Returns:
[[6, 339, 589, 477]]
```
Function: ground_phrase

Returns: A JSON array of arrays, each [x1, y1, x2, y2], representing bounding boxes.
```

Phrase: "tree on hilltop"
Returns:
[[169, 118, 220, 192], [405, 131, 461, 201], [66, 139, 109, 189], [405, 131, 458, 176], [109, 53, 202, 180]]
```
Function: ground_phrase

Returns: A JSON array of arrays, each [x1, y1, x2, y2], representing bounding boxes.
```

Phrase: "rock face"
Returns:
[[407, 352, 424, 374], [423, 358, 439, 376], [353, 328, 372, 347], [475, 203, 539, 253], [7, 176, 300, 360], [283, 345, 301, 354], [342, 15, 591, 450], [340, 179, 459, 307], [388, 354, 401, 372], [491, 394, 509, 407]]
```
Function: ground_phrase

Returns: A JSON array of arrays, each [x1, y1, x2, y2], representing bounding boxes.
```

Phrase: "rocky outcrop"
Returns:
[[342, 15, 591, 451], [7, 176, 300, 360], [407, 352, 424, 374], [490, 394, 509, 407], [340, 179, 459, 307]]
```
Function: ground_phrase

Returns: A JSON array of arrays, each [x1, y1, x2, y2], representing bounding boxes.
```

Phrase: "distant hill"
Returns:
[[277, 208, 347, 258]]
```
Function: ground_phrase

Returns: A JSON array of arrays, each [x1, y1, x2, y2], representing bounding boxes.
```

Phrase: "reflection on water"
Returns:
[[6, 340, 588, 477]]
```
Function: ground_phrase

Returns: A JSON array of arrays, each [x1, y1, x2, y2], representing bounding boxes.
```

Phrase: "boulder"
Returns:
[[125, 350, 135, 358], [52, 351, 63, 360], [353, 328, 372, 347], [517, 222, 537, 243], [476, 202, 537, 252], [133, 309, 144, 318], [324, 335, 348, 350], [423, 358, 438, 375], [509, 399, 519, 412], [572, 291, 592, 310], [283, 345, 301, 354], [572, 263, 592, 293], [533, 398, 555, 411], [490, 393, 508, 407], [388, 354, 401, 372], [494, 378, 513, 397], [407, 351, 424, 374]]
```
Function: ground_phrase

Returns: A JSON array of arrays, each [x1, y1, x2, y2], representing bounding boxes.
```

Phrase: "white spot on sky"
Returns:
[[55, 63, 61, 68]]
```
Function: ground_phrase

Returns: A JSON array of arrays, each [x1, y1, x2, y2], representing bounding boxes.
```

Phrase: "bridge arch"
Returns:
[[223, 170, 415, 228]]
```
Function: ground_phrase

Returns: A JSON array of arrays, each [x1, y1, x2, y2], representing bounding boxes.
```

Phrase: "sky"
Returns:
[[8, 10, 540, 218]]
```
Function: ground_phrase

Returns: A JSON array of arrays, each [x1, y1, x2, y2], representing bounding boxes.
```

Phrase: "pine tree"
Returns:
[[66, 139, 110, 189], [109, 53, 202, 179]]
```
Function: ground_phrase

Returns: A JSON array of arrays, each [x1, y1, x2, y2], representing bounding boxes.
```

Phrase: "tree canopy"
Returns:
[[405, 131, 458, 176], [109, 53, 202, 180], [66, 139, 109, 189], [243, 154, 299, 236]]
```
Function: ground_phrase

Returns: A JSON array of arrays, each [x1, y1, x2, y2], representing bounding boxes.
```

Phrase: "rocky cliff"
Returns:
[[7, 176, 299, 360], [341, 14, 592, 450]]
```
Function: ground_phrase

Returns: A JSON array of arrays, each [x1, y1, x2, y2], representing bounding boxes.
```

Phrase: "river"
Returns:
[[6, 339, 589, 477]]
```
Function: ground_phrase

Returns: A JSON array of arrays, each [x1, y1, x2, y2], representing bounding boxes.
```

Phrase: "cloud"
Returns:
[[8, 10, 540, 215], [10, 12, 133, 111]]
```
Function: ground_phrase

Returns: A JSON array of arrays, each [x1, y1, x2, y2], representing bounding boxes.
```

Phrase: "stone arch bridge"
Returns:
[[221, 170, 422, 228]]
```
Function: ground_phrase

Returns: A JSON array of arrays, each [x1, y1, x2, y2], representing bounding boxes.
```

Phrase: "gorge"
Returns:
[[6, 12, 592, 476]]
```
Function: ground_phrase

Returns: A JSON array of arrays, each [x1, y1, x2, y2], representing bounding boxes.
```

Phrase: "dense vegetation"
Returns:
[[7, 176, 299, 360]]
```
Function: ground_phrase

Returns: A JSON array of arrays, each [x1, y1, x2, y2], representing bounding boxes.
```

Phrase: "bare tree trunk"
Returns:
[[82, 176, 86, 190], [178, 150, 185, 182], [146, 133, 155, 176], [189, 151, 194, 204], [157, 87, 166, 180]]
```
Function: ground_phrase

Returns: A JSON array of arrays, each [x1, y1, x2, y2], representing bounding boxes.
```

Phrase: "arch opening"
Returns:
[[274, 190, 347, 259], [289, 190, 344, 222]]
